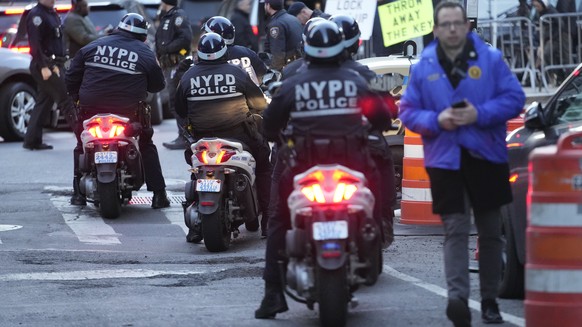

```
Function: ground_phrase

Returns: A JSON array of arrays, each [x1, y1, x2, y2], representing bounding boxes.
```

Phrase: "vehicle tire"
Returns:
[[499, 206, 525, 299], [201, 201, 231, 252], [0, 82, 36, 141], [363, 238, 381, 286], [98, 180, 121, 219], [149, 93, 163, 126], [317, 266, 349, 327]]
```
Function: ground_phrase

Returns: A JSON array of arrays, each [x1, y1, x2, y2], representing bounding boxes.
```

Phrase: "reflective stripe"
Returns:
[[198, 46, 227, 60], [304, 42, 345, 58], [289, 108, 360, 118], [343, 32, 361, 48], [117, 22, 147, 35], [401, 186, 432, 202], [529, 203, 582, 227], [526, 268, 582, 293], [404, 144, 423, 159], [187, 92, 243, 101], [85, 62, 143, 75]]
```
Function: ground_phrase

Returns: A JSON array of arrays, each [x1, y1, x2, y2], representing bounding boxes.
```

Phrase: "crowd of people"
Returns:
[[22, 0, 528, 326]]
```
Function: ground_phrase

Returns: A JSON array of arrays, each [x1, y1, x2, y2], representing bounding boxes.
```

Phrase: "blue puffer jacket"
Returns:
[[400, 32, 526, 169]]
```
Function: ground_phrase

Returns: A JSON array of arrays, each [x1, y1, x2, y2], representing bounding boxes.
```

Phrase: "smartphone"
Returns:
[[452, 100, 466, 109]]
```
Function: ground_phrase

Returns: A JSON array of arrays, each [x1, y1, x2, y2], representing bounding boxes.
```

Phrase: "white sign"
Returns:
[[324, 0, 377, 41]]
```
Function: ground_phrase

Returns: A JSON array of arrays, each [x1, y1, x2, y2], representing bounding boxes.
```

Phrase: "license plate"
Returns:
[[312, 221, 348, 241], [196, 179, 221, 193], [94, 151, 117, 164]]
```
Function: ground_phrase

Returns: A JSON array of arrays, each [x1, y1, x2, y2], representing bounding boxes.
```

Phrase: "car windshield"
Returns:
[[553, 71, 582, 123], [89, 6, 127, 33]]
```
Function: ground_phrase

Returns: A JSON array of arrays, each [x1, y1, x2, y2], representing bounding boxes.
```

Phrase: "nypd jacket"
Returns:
[[155, 7, 192, 57], [263, 63, 391, 142], [264, 9, 303, 70], [65, 31, 165, 109], [175, 60, 267, 132], [26, 3, 66, 68], [227, 44, 268, 85], [399, 32, 525, 169]]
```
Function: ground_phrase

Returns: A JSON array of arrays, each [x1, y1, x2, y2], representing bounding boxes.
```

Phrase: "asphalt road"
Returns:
[[0, 121, 526, 327]]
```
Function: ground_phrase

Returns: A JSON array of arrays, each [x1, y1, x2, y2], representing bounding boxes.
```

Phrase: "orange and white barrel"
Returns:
[[506, 116, 524, 133], [525, 131, 582, 327], [400, 129, 441, 225]]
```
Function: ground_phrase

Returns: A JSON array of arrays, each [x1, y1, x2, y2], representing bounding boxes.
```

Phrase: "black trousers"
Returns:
[[185, 124, 273, 218], [24, 63, 74, 146], [163, 66, 187, 138], [73, 111, 166, 192]]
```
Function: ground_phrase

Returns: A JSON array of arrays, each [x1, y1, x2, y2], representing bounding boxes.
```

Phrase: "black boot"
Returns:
[[260, 214, 268, 239], [186, 225, 203, 243], [382, 217, 394, 249], [70, 177, 86, 206], [152, 190, 170, 209], [255, 282, 288, 319], [446, 298, 471, 327], [481, 299, 503, 324]]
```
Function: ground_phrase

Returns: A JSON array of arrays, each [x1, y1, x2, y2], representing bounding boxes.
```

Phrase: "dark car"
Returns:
[[2, 0, 167, 125], [499, 63, 582, 299], [0, 48, 41, 141]]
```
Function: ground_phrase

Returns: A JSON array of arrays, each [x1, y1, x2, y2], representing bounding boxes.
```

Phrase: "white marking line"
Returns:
[[161, 206, 189, 235], [0, 225, 23, 244], [0, 268, 216, 281], [49, 196, 121, 245], [383, 265, 525, 327]]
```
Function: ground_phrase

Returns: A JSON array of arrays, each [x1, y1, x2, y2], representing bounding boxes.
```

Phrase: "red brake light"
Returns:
[[5, 8, 25, 15], [216, 150, 236, 163], [195, 150, 208, 164], [301, 184, 326, 203], [10, 47, 31, 54], [55, 4, 72, 12], [333, 183, 358, 202], [88, 124, 125, 138], [507, 142, 524, 148]]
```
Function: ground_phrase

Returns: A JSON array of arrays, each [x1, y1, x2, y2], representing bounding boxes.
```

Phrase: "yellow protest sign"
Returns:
[[378, 0, 434, 47]]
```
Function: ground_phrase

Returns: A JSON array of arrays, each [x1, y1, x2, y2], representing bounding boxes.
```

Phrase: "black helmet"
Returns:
[[304, 21, 345, 60], [197, 32, 227, 61], [203, 16, 235, 45], [329, 15, 361, 50], [302, 17, 326, 42], [118, 13, 149, 36]]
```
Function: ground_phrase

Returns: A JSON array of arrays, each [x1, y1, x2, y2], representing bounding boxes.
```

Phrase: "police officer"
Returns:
[[254, 21, 392, 319], [66, 13, 171, 209], [280, 16, 325, 80], [261, 0, 303, 71], [23, 0, 76, 150], [175, 33, 273, 241], [155, 0, 193, 150], [330, 14, 396, 246], [203, 16, 268, 85]]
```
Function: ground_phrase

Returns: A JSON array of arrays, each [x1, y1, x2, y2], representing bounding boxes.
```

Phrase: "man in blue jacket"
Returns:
[[400, 2, 525, 326]]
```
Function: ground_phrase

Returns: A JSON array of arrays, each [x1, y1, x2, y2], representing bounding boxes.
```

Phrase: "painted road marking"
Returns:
[[0, 225, 23, 244], [383, 265, 525, 327], [49, 195, 121, 245]]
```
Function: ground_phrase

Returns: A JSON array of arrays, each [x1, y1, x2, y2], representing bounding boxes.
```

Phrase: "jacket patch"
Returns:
[[468, 66, 482, 79], [269, 27, 279, 39], [32, 16, 42, 26], [427, 73, 440, 81], [175, 16, 183, 27]]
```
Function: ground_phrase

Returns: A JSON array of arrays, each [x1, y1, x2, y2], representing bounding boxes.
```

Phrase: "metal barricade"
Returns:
[[538, 12, 582, 89], [478, 17, 539, 89]]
